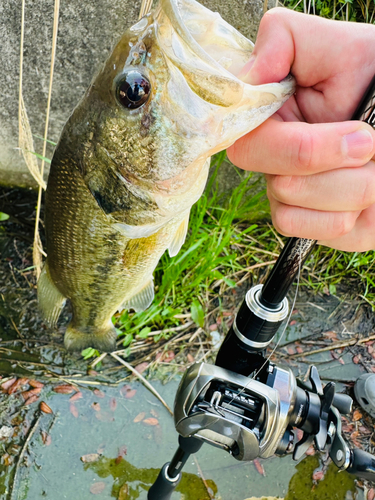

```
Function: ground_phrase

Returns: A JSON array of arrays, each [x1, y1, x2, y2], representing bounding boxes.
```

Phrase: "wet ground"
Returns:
[[0, 187, 374, 500]]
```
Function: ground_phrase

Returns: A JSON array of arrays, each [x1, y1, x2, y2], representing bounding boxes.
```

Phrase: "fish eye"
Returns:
[[116, 71, 151, 109]]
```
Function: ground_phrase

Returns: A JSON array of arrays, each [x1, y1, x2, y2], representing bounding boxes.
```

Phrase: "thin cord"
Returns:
[[33, 0, 60, 278], [251, 254, 301, 381]]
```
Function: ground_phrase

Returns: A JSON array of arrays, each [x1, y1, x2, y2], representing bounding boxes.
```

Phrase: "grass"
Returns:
[[282, 0, 375, 23], [103, 151, 375, 360]]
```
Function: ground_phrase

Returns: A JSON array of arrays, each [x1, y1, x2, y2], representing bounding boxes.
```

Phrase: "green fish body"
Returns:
[[38, 0, 295, 351]]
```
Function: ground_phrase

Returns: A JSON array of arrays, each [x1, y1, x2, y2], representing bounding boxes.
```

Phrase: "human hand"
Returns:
[[228, 8, 375, 252]]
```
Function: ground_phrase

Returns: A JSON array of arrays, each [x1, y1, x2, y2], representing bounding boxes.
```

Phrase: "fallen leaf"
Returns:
[[133, 412, 145, 423], [81, 453, 100, 463], [8, 378, 29, 394], [54, 384, 75, 394], [163, 351, 175, 363], [91, 402, 101, 412], [70, 404, 79, 418], [150, 409, 159, 418], [3, 453, 13, 466], [359, 425, 371, 434], [353, 409, 363, 421], [116, 445, 127, 463], [110, 398, 117, 412], [287, 347, 295, 355], [289, 320, 297, 326], [187, 353, 195, 364], [296, 346, 303, 354], [351, 431, 359, 439], [338, 357, 345, 365], [1, 377, 17, 392], [124, 389, 136, 399], [93, 389, 105, 398], [88, 370, 98, 376], [41, 431, 52, 446], [296, 429, 304, 441], [305, 446, 315, 456], [312, 470, 325, 481], [118, 483, 129, 500], [22, 388, 42, 400], [353, 355, 361, 364], [253, 458, 265, 476], [134, 362, 149, 374], [40, 401, 53, 414], [325, 331, 338, 341], [24, 394, 39, 405], [70, 391, 83, 402], [209, 324, 218, 331], [143, 418, 159, 426], [29, 380, 44, 389], [90, 482, 106, 495]]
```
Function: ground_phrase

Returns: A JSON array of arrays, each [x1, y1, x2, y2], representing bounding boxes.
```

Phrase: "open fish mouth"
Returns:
[[158, 0, 255, 84], [148, 0, 295, 155]]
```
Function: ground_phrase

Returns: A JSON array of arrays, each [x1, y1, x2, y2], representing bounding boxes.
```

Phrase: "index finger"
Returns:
[[227, 117, 375, 175]]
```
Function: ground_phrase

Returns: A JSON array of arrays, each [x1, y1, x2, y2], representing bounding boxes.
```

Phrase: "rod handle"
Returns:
[[147, 463, 181, 500]]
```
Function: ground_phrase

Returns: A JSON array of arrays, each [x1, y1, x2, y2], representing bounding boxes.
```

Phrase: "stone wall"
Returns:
[[0, 0, 267, 188]]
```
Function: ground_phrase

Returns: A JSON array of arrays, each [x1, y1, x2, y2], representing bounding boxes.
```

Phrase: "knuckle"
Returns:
[[269, 175, 303, 202], [294, 130, 315, 173], [333, 212, 357, 238], [271, 204, 294, 236], [359, 167, 375, 208]]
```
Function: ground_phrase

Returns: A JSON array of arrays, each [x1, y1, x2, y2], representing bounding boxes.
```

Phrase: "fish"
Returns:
[[38, 0, 295, 352]]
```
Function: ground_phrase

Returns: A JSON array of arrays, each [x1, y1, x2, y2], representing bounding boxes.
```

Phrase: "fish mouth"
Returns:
[[155, 0, 294, 110], [158, 0, 254, 80]]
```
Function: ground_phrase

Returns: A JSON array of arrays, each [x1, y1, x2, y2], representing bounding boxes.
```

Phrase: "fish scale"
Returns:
[[38, 0, 295, 351]]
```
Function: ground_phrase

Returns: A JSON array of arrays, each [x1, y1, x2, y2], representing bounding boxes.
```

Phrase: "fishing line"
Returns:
[[33, 0, 61, 278]]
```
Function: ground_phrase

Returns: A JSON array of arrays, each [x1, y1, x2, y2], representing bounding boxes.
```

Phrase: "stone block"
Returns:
[[0, 0, 267, 188]]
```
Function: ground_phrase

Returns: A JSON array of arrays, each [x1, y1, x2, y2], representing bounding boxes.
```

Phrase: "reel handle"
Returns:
[[347, 449, 375, 482]]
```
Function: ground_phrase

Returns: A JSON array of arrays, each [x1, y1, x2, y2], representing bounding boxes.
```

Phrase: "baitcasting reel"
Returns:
[[174, 362, 354, 465]]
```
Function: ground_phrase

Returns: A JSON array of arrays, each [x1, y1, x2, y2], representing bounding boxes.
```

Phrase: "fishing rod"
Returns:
[[147, 75, 375, 499]]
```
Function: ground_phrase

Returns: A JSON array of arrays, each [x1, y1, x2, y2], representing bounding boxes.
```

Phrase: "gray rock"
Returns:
[[0, 0, 268, 188]]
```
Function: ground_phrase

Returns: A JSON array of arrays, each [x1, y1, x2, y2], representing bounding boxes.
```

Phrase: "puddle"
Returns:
[[0, 380, 361, 500]]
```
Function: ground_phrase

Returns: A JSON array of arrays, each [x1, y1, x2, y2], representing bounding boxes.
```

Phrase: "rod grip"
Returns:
[[147, 463, 181, 500]]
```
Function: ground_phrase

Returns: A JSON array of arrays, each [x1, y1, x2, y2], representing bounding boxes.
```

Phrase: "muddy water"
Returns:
[[1, 380, 360, 500]]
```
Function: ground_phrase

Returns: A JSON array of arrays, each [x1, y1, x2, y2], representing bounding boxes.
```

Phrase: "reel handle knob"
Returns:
[[332, 393, 353, 415], [347, 449, 375, 482]]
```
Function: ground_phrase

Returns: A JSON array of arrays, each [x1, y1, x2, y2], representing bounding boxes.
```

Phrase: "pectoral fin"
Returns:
[[168, 212, 190, 257], [37, 261, 66, 325], [120, 279, 154, 313]]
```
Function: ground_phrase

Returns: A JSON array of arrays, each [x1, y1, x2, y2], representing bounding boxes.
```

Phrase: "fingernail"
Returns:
[[343, 129, 374, 159], [237, 55, 256, 84]]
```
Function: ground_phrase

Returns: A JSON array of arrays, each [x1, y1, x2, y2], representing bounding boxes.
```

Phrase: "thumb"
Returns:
[[238, 8, 295, 85]]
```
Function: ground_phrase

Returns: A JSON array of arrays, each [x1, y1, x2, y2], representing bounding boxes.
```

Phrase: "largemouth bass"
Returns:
[[38, 0, 295, 351]]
